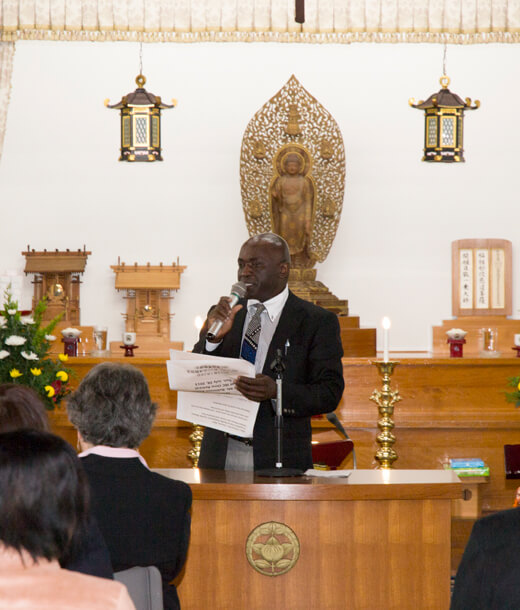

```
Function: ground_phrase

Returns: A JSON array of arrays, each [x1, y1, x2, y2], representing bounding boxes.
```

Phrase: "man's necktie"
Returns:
[[240, 303, 265, 364]]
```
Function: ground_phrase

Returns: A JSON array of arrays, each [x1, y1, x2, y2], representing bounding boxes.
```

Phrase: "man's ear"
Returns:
[[279, 262, 290, 278]]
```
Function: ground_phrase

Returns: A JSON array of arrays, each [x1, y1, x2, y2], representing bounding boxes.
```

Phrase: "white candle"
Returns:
[[382, 317, 391, 362]]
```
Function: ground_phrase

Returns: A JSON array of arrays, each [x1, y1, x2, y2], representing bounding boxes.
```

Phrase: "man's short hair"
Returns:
[[0, 429, 89, 563], [67, 362, 157, 448]]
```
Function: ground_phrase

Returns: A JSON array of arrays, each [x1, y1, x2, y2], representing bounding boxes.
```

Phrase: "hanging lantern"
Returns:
[[409, 75, 479, 163], [105, 74, 175, 162]]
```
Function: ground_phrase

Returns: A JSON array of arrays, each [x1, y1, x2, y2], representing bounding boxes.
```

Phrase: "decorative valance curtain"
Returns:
[[0, 41, 14, 162], [1, 0, 520, 44], [1, 1, 519, 160]]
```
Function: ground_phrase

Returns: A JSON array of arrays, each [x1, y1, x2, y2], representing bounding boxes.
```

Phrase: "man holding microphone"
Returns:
[[193, 232, 344, 472]]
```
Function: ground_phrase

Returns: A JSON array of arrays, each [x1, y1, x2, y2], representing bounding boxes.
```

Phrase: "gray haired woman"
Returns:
[[67, 362, 192, 610]]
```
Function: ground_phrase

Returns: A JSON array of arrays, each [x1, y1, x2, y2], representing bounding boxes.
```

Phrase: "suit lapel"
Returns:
[[262, 292, 303, 375]]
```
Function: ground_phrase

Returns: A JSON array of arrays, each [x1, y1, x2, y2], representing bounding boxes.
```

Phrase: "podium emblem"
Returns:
[[245, 521, 300, 576]]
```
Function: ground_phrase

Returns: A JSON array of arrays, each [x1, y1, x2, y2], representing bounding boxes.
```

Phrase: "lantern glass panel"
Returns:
[[134, 115, 149, 145], [122, 116, 131, 147], [426, 116, 437, 147], [441, 116, 456, 147], [458, 119, 463, 148], [152, 116, 160, 148]]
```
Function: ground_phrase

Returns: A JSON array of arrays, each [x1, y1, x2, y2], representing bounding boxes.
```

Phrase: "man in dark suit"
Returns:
[[193, 232, 344, 471], [67, 362, 192, 610], [450, 507, 520, 609]]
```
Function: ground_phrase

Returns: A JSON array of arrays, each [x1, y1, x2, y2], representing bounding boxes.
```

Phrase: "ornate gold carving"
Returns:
[[250, 199, 263, 219], [320, 139, 333, 159], [240, 74, 345, 268], [188, 424, 204, 467], [285, 104, 302, 135], [253, 140, 266, 159], [322, 198, 336, 218], [246, 522, 300, 577]]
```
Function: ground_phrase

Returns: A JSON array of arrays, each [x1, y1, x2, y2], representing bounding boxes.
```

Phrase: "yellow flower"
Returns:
[[30, 367, 42, 376], [44, 385, 55, 398], [58, 354, 69, 362], [56, 371, 68, 382], [9, 369, 22, 378], [517, 381, 520, 392]]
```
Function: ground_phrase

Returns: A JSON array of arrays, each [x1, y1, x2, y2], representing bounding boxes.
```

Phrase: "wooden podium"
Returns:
[[157, 468, 461, 610]]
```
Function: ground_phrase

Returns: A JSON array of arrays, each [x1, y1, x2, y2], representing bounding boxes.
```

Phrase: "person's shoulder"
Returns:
[[149, 470, 192, 498], [472, 507, 520, 549], [50, 569, 134, 609]]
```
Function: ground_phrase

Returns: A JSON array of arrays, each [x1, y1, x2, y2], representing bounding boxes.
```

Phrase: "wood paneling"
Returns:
[[432, 316, 520, 356], [161, 469, 459, 610], [334, 356, 520, 513], [49, 354, 520, 513]]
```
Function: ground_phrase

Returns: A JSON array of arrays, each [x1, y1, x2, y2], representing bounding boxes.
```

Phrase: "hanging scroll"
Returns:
[[452, 239, 512, 317]]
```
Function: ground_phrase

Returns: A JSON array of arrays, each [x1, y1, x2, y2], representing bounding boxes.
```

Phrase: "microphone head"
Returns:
[[230, 281, 247, 299]]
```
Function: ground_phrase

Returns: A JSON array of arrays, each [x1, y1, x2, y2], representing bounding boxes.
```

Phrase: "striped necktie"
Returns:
[[240, 303, 265, 364]]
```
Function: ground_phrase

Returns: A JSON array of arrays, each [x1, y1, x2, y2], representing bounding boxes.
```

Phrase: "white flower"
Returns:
[[45, 334, 56, 341], [5, 335, 26, 346], [21, 351, 38, 361], [0, 350, 10, 359], [21, 316, 34, 325], [0, 318, 5, 328], [7, 309, 17, 315]]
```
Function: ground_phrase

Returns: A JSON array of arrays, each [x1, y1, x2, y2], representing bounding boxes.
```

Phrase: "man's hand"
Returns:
[[206, 297, 243, 343], [235, 374, 276, 402]]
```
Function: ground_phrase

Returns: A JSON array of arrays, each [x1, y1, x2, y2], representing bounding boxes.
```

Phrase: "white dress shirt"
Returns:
[[205, 286, 289, 373]]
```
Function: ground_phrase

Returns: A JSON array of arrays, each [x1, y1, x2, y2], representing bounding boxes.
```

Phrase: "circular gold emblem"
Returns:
[[245, 521, 300, 576]]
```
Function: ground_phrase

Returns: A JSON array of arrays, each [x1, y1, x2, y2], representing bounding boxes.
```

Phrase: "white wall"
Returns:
[[1, 40, 518, 352]]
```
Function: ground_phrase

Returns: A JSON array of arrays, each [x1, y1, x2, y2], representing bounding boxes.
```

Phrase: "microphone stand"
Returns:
[[256, 349, 303, 477]]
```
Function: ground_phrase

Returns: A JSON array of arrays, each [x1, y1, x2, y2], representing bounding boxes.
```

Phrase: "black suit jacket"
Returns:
[[61, 515, 113, 579], [193, 291, 345, 471], [81, 455, 192, 610], [451, 507, 520, 609]]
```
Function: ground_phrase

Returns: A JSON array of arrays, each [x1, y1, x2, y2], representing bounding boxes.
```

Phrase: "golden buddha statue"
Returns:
[[270, 149, 315, 268]]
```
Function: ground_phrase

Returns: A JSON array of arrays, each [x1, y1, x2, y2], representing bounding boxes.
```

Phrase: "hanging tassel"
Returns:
[[295, 0, 305, 24]]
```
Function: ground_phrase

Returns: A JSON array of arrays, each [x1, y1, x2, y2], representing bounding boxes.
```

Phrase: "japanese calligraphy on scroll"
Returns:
[[452, 239, 512, 316]]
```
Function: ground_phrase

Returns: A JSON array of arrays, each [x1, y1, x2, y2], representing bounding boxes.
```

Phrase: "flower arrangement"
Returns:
[[505, 376, 520, 407], [0, 288, 73, 409]]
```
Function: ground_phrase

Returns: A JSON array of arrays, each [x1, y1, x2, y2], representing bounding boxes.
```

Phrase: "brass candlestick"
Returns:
[[369, 361, 401, 469], [188, 424, 204, 467]]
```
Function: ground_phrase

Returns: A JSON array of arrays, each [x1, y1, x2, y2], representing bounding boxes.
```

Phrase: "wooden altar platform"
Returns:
[[158, 468, 460, 610], [48, 352, 520, 517], [48, 352, 520, 574]]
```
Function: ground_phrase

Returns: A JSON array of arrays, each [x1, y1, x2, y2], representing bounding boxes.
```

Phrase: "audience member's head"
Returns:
[[0, 384, 50, 433], [0, 429, 89, 563], [67, 362, 157, 449]]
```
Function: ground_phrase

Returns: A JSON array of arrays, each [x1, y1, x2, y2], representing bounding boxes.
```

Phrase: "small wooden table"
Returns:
[[156, 468, 461, 610]]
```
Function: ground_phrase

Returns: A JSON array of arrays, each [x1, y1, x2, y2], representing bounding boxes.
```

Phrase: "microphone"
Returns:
[[326, 412, 350, 440], [206, 281, 247, 341], [326, 412, 357, 469]]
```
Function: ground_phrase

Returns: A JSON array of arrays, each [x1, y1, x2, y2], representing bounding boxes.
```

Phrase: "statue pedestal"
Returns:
[[338, 316, 376, 357], [289, 268, 376, 357]]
